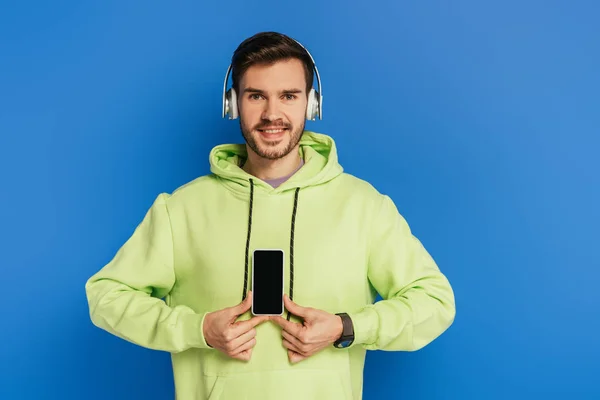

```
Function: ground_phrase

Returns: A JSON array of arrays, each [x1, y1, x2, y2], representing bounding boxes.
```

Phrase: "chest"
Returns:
[[170, 189, 372, 312]]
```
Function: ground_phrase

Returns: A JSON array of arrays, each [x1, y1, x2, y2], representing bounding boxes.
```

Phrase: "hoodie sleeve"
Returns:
[[348, 194, 456, 351], [85, 193, 212, 353]]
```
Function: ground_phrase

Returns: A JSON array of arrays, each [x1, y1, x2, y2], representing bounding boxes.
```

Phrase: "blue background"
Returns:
[[1, 1, 598, 399]]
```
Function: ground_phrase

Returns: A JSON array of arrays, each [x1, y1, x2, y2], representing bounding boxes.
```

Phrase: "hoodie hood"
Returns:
[[209, 131, 344, 193]]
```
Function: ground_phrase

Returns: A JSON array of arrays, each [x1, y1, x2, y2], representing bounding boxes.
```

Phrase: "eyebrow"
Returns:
[[243, 87, 304, 95]]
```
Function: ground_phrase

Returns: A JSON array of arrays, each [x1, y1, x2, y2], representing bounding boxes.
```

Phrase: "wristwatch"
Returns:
[[333, 313, 355, 348]]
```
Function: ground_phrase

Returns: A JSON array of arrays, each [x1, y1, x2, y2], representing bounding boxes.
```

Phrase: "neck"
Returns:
[[242, 145, 302, 181]]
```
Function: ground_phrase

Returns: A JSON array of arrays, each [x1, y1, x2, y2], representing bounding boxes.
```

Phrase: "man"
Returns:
[[85, 31, 456, 400]]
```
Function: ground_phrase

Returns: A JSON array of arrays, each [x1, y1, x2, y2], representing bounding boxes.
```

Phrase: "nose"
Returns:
[[261, 99, 282, 121]]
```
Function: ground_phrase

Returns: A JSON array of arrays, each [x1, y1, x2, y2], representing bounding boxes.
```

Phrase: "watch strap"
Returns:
[[334, 312, 354, 348]]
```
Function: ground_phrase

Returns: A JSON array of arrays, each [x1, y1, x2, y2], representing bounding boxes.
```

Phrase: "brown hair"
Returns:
[[231, 32, 315, 94]]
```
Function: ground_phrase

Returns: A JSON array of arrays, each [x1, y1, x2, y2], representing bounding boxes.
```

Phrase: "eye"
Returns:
[[249, 94, 264, 101], [283, 94, 297, 100]]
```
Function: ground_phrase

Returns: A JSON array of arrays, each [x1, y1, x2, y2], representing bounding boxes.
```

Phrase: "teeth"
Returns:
[[264, 129, 284, 134]]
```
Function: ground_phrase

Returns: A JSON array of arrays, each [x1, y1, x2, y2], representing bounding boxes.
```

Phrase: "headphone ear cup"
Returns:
[[306, 88, 318, 120], [226, 88, 239, 119]]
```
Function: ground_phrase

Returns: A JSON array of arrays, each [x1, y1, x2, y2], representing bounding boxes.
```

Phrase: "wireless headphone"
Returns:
[[222, 38, 323, 121]]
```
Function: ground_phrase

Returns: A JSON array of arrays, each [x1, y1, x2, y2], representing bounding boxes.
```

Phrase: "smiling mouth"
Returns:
[[257, 127, 288, 134]]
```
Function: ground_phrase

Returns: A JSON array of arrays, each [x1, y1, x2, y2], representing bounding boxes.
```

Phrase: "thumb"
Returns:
[[284, 294, 310, 318], [230, 291, 252, 317]]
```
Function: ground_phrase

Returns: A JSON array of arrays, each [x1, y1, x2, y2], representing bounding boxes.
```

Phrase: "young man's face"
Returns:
[[238, 58, 308, 160]]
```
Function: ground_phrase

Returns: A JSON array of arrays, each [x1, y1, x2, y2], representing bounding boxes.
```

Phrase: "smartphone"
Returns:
[[251, 249, 284, 316]]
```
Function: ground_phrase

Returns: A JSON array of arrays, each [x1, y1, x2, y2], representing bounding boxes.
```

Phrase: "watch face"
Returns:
[[338, 340, 352, 348]]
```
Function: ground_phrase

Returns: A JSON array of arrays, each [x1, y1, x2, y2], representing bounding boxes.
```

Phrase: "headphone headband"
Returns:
[[222, 37, 322, 121]]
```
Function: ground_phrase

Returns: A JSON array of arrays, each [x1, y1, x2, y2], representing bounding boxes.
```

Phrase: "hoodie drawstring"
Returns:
[[287, 186, 300, 321], [243, 178, 300, 321], [242, 179, 255, 301]]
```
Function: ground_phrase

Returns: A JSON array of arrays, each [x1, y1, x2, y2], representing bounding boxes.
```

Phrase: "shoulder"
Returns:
[[171, 174, 217, 196], [334, 172, 407, 222], [336, 172, 385, 202], [153, 174, 220, 206]]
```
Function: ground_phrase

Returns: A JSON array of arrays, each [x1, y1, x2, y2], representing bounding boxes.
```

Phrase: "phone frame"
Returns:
[[251, 248, 285, 316]]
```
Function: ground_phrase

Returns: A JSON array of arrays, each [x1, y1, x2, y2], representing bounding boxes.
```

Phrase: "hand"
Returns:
[[270, 294, 344, 364], [203, 291, 269, 361]]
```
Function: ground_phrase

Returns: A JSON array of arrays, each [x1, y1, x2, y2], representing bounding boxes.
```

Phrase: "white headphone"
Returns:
[[222, 38, 323, 121]]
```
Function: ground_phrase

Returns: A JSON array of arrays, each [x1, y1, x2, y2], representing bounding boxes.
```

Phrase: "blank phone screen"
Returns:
[[252, 249, 284, 315]]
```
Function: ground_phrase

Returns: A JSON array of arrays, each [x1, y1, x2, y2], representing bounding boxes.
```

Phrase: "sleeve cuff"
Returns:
[[181, 311, 213, 350], [348, 306, 379, 348]]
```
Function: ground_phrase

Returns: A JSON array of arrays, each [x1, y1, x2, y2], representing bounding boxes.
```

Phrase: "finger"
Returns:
[[229, 291, 253, 318], [232, 315, 270, 336], [282, 337, 304, 355], [283, 294, 310, 318], [270, 316, 303, 336], [232, 347, 253, 362], [282, 329, 309, 353], [230, 337, 257, 357], [226, 327, 257, 352], [288, 349, 306, 364]]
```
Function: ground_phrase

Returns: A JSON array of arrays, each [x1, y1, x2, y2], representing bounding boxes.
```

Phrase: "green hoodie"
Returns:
[[85, 131, 456, 399]]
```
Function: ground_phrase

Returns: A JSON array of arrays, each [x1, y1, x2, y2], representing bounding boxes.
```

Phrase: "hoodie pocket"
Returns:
[[206, 368, 352, 400]]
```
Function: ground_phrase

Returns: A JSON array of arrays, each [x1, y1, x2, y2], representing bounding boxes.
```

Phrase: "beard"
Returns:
[[240, 118, 305, 160]]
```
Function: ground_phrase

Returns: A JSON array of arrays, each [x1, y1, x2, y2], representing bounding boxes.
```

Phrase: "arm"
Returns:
[[348, 194, 456, 351], [84, 193, 211, 353]]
